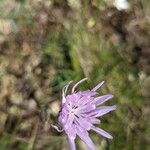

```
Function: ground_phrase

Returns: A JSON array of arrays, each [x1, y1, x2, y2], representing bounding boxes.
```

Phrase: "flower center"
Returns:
[[69, 105, 78, 116]]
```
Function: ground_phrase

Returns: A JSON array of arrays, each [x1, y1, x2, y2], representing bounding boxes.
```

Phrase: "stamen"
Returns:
[[51, 124, 63, 132], [71, 78, 88, 93], [62, 80, 73, 103]]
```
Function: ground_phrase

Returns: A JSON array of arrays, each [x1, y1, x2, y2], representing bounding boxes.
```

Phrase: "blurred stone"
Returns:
[[8, 106, 21, 116], [114, 0, 130, 10], [30, 54, 41, 67], [35, 67, 42, 75], [28, 99, 37, 110], [50, 101, 60, 115], [8, 59, 24, 76], [0, 19, 12, 35], [87, 18, 95, 28], [68, 0, 81, 10], [128, 74, 135, 82], [34, 89, 44, 101], [139, 72, 146, 80], [10, 92, 23, 105], [19, 120, 32, 130]]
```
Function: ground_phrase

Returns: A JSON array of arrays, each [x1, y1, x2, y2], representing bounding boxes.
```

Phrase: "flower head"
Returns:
[[52, 78, 116, 150]]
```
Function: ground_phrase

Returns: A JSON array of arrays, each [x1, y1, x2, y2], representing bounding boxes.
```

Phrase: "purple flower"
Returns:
[[52, 78, 116, 150]]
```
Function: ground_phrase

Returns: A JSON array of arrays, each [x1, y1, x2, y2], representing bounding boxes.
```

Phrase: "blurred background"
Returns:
[[0, 0, 150, 149]]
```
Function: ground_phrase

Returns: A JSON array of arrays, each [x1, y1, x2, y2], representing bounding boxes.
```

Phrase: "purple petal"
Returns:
[[88, 105, 116, 117], [58, 110, 68, 124], [77, 103, 96, 113], [64, 114, 74, 130], [91, 126, 113, 139], [66, 123, 76, 138], [89, 118, 101, 124], [67, 136, 76, 150], [76, 127, 96, 150], [79, 96, 93, 106], [75, 117, 92, 130], [66, 94, 80, 106], [94, 94, 114, 105], [81, 90, 98, 96], [91, 81, 104, 92]]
